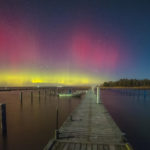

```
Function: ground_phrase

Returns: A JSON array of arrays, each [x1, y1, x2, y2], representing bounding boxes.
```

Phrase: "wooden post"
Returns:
[[56, 88, 58, 96], [0, 104, 7, 136], [31, 91, 33, 103], [70, 115, 73, 121], [55, 106, 59, 139], [20, 91, 23, 104], [45, 89, 46, 100], [39, 90, 40, 101], [97, 87, 101, 104], [49, 90, 51, 97], [56, 106, 59, 129], [55, 130, 59, 140]]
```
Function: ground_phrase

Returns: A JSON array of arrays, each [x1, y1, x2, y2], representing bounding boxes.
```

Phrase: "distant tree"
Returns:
[[102, 79, 150, 87], [103, 82, 109, 86]]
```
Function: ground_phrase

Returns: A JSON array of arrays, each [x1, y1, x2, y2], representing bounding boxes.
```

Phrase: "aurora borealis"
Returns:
[[0, 1, 150, 86]]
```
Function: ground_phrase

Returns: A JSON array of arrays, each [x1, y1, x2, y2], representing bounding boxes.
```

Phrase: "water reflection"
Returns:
[[102, 89, 150, 150], [0, 90, 82, 150]]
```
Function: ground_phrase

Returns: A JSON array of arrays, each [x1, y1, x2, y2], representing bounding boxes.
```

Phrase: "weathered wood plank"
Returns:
[[68, 143, 75, 150], [74, 143, 81, 150], [92, 144, 98, 150], [44, 90, 133, 150], [62, 143, 69, 150], [97, 144, 104, 150], [103, 144, 109, 150], [109, 145, 115, 150], [87, 144, 92, 150], [115, 145, 122, 150], [52, 142, 60, 150], [80, 144, 87, 150], [57, 142, 65, 150], [121, 145, 128, 150]]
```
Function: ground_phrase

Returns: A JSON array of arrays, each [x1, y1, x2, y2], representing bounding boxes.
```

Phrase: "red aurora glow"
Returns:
[[0, 23, 39, 69], [71, 28, 120, 70]]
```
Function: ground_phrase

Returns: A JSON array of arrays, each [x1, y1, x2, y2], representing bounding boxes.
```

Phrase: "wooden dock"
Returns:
[[44, 90, 133, 150]]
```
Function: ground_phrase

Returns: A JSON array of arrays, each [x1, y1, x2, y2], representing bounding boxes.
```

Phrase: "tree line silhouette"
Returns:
[[103, 79, 150, 87]]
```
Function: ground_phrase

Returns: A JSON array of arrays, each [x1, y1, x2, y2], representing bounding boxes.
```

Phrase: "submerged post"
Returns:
[[56, 106, 59, 130], [0, 104, 7, 136], [39, 90, 40, 101], [31, 91, 33, 103], [55, 106, 59, 139], [97, 87, 101, 104], [49, 89, 51, 97], [20, 91, 23, 104], [45, 89, 46, 100]]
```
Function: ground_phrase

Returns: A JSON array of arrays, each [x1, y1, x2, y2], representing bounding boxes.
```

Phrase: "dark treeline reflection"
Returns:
[[103, 79, 150, 87]]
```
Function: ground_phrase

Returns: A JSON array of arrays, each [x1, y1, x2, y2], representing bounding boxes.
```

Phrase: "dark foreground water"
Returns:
[[0, 90, 81, 150], [0, 89, 150, 150], [102, 89, 150, 150]]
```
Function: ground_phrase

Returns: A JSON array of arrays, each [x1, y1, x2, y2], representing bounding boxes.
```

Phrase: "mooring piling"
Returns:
[[0, 103, 7, 136], [55, 106, 59, 139], [97, 86, 101, 104], [56, 106, 59, 130], [39, 90, 40, 101], [45, 89, 46, 100], [31, 91, 33, 103], [20, 91, 23, 104]]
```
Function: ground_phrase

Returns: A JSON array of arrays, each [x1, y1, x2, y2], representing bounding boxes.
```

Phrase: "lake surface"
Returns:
[[0, 90, 82, 150], [102, 89, 150, 150], [0, 89, 150, 150]]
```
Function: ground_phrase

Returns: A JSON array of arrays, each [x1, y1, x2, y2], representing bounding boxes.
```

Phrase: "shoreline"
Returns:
[[100, 86, 150, 89]]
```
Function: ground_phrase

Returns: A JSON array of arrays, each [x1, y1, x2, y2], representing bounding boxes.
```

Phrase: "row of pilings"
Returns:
[[0, 87, 59, 137], [0, 86, 89, 137]]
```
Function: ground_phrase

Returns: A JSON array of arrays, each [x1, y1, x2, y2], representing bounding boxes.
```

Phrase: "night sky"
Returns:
[[0, 0, 150, 86]]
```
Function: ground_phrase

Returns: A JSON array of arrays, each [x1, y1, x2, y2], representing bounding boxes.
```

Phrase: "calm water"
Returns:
[[102, 89, 150, 150], [0, 90, 82, 150], [0, 89, 150, 150]]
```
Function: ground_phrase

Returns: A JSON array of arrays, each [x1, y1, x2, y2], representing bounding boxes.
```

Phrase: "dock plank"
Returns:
[[92, 144, 97, 150], [44, 90, 133, 150], [62, 143, 69, 150], [80, 144, 87, 150], [74, 143, 81, 150], [97, 144, 104, 150]]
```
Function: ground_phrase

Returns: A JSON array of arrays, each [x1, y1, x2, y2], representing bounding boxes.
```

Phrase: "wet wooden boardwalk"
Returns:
[[44, 90, 133, 150]]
